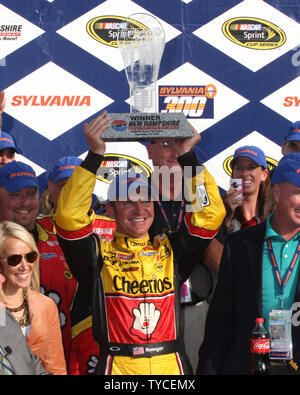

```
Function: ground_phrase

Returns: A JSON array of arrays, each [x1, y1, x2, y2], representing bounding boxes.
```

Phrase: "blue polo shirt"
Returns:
[[262, 213, 300, 329]]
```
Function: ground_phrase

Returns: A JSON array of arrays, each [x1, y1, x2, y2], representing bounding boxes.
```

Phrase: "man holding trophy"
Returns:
[[115, 13, 218, 373], [54, 110, 225, 375], [53, 14, 225, 375]]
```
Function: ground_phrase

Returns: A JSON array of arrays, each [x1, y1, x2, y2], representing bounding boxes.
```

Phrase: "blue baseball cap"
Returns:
[[283, 121, 300, 143], [271, 152, 300, 187], [107, 170, 151, 202], [231, 145, 267, 169], [0, 131, 21, 154], [48, 156, 82, 183], [0, 161, 39, 192]]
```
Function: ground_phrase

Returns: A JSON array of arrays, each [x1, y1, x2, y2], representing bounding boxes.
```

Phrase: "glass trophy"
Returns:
[[117, 13, 165, 113]]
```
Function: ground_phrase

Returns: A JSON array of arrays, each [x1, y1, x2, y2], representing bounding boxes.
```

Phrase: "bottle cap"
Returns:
[[256, 318, 264, 324]]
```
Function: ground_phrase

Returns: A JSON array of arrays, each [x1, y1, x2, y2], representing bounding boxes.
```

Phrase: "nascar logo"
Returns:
[[159, 85, 217, 118], [86, 16, 149, 48], [222, 17, 286, 50], [96, 153, 151, 184]]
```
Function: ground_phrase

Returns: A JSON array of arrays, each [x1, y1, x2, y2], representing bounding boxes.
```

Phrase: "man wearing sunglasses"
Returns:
[[0, 272, 48, 375], [54, 111, 225, 375], [145, 129, 219, 373]]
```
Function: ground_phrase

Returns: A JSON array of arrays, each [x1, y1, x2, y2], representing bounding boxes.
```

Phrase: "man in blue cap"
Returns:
[[0, 92, 20, 166], [197, 152, 300, 375], [282, 121, 300, 155], [39, 156, 107, 375], [146, 125, 221, 373], [0, 131, 21, 168], [0, 91, 21, 167], [54, 111, 225, 375], [0, 161, 39, 230], [267, 121, 300, 181], [45, 155, 115, 375], [46, 156, 83, 212]]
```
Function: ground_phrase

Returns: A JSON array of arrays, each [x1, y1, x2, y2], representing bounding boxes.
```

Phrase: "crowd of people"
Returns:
[[1, 87, 300, 375]]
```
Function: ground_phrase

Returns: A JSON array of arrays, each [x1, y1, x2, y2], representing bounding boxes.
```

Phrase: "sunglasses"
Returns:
[[2, 251, 38, 267], [151, 141, 176, 149]]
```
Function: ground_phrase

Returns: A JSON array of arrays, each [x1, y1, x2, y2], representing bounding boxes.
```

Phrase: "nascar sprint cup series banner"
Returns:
[[0, 0, 300, 198]]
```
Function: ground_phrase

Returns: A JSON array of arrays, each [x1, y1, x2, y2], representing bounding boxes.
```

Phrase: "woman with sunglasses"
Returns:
[[0, 221, 66, 375]]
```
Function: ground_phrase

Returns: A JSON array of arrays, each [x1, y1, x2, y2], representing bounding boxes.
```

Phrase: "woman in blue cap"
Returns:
[[223, 145, 272, 232], [202, 145, 273, 272]]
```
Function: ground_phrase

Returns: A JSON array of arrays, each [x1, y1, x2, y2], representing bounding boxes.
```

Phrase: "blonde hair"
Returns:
[[0, 221, 40, 300], [40, 189, 53, 216]]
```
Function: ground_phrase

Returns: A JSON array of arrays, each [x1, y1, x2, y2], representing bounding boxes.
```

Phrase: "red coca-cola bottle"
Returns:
[[250, 317, 270, 375]]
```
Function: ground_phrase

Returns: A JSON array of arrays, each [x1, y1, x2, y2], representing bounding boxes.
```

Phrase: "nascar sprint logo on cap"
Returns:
[[96, 153, 151, 184], [159, 85, 217, 118], [222, 17, 286, 50]]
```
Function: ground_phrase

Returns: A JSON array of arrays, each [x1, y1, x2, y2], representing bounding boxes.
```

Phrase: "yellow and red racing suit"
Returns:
[[32, 216, 77, 365], [55, 150, 225, 375]]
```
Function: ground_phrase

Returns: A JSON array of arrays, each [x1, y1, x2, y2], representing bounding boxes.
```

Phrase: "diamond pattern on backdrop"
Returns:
[[57, 0, 182, 71], [193, 0, 300, 72], [155, 62, 249, 134], [0, 0, 299, 193], [0, 4, 45, 60], [261, 75, 300, 123], [4, 61, 114, 140]]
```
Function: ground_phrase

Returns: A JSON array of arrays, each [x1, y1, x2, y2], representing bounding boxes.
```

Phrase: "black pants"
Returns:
[[270, 360, 298, 375]]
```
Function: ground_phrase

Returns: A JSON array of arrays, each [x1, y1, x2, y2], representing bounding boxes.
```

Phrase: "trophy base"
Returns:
[[102, 113, 194, 142]]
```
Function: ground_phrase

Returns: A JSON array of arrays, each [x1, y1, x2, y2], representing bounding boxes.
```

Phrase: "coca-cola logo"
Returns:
[[250, 339, 270, 353]]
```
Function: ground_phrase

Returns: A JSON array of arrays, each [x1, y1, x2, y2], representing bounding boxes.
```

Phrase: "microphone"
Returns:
[[4, 346, 12, 357]]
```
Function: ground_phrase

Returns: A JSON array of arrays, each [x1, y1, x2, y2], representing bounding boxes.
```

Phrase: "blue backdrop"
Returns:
[[0, 0, 299, 195]]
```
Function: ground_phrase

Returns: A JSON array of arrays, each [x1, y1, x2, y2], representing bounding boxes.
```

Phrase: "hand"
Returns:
[[83, 111, 111, 155], [173, 123, 201, 157], [129, 302, 161, 341], [223, 189, 245, 226]]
